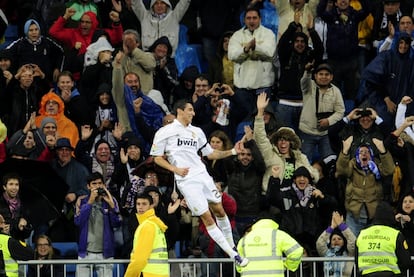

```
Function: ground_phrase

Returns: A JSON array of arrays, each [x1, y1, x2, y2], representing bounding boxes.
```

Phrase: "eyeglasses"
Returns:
[[145, 175, 158, 179], [277, 137, 289, 142]]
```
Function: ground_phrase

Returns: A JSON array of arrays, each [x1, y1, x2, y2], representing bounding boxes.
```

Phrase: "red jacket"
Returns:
[[0, 141, 6, 163], [198, 192, 237, 257], [49, 11, 123, 55]]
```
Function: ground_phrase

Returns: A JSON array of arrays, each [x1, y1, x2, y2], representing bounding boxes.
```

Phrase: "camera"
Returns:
[[316, 112, 334, 120], [97, 188, 107, 196], [357, 109, 372, 117]]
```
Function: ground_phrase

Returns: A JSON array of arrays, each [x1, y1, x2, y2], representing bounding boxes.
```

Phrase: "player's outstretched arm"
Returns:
[[207, 141, 242, 160]]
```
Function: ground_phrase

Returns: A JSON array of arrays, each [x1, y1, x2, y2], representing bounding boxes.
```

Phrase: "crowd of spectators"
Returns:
[[1, 0, 414, 274]]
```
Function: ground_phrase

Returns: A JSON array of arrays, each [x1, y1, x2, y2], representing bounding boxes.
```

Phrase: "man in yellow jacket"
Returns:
[[124, 193, 169, 277], [236, 218, 304, 277]]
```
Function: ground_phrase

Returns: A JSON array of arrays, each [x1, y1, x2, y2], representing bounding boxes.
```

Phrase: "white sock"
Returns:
[[206, 223, 237, 258], [216, 215, 236, 248]]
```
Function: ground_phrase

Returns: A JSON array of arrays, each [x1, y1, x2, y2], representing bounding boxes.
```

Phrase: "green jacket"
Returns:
[[336, 151, 394, 219]]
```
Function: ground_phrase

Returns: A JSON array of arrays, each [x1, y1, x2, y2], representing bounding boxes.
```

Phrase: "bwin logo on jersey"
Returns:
[[177, 138, 198, 147]]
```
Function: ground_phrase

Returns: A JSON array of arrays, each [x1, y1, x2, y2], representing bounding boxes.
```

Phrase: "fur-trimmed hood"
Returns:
[[269, 127, 302, 150]]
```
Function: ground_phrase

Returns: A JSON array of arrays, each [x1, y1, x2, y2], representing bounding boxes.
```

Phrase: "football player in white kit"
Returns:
[[150, 99, 249, 267]]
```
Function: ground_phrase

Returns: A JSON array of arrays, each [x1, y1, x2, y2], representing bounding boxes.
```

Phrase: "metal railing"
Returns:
[[18, 256, 414, 277]]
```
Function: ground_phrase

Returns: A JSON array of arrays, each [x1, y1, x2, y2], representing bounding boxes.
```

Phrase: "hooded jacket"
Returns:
[[254, 116, 319, 194], [362, 36, 414, 105], [277, 22, 324, 101], [49, 11, 123, 55], [131, 0, 191, 57], [6, 19, 64, 81], [35, 91, 79, 148], [336, 150, 394, 220], [124, 208, 168, 277]]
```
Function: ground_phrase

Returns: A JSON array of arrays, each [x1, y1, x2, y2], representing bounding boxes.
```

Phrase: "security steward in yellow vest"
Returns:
[[0, 214, 33, 277], [124, 193, 169, 277], [356, 202, 412, 277], [236, 218, 304, 277]]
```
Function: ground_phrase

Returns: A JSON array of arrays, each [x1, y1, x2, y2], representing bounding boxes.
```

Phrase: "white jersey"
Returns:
[[150, 119, 214, 180]]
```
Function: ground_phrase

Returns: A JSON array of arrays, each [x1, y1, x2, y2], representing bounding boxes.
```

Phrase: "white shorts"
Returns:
[[176, 172, 221, 216]]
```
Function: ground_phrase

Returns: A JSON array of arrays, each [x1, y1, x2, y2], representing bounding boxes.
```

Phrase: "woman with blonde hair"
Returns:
[[28, 235, 63, 277]]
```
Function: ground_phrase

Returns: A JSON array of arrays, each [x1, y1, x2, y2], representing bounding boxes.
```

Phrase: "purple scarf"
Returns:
[[3, 192, 21, 219]]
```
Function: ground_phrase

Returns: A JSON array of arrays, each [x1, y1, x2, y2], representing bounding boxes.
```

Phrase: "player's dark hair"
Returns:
[[135, 193, 154, 205], [173, 99, 192, 116]]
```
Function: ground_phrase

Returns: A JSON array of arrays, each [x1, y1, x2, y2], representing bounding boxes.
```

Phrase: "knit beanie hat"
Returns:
[[40, 117, 57, 130], [94, 139, 110, 154], [125, 136, 142, 150], [293, 166, 312, 184]]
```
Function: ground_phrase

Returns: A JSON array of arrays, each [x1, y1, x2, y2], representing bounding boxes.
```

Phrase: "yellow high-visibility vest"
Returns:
[[238, 221, 303, 277], [357, 225, 400, 275], [0, 234, 18, 277], [134, 220, 169, 275]]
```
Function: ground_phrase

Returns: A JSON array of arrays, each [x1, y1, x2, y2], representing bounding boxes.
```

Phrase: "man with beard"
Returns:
[[336, 136, 395, 236], [113, 29, 156, 94], [112, 67, 164, 154], [225, 126, 266, 235]]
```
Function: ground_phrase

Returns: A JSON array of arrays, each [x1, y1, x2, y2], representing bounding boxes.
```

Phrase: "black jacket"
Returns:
[[277, 22, 324, 101], [225, 140, 266, 217]]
